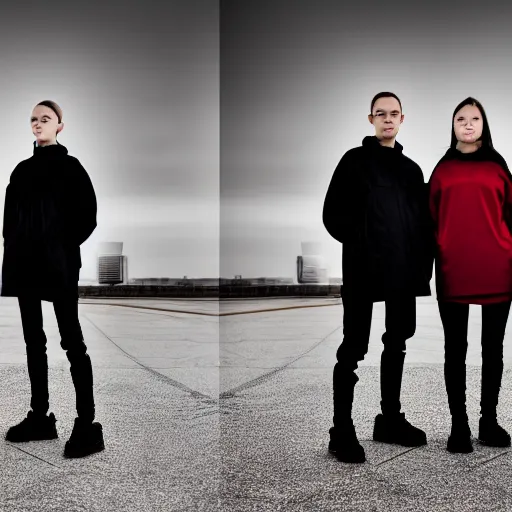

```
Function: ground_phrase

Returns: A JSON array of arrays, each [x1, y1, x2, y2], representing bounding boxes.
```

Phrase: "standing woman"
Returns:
[[429, 97, 512, 453], [1, 100, 105, 457]]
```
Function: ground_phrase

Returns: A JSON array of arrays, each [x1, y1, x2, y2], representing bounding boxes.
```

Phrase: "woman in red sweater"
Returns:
[[429, 97, 512, 453]]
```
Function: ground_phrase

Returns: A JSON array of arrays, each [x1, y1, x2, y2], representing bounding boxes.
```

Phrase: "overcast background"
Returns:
[[0, 0, 218, 281], [220, 0, 512, 280]]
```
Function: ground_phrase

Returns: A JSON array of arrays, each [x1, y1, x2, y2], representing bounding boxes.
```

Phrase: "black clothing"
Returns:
[[478, 417, 511, 447], [332, 287, 416, 426], [438, 300, 510, 420], [373, 412, 427, 446], [64, 418, 105, 458], [447, 418, 473, 454], [324, 136, 428, 432], [5, 411, 58, 443], [323, 135, 433, 302], [1, 142, 97, 436], [1, 141, 97, 302], [18, 295, 95, 422], [328, 421, 366, 463]]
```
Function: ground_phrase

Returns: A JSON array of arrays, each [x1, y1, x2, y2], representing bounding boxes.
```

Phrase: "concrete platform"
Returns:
[[4, 291, 512, 510], [220, 292, 512, 511], [0, 297, 219, 512]]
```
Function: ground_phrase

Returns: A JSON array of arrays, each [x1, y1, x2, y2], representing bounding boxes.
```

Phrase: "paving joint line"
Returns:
[[474, 449, 510, 468], [219, 325, 342, 398], [375, 446, 420, 467], [219, 303, 340, 316], [81, 302, 218, 317], [81, 312, 217, 406], [6, 443, 61, 469], [82, 301, 340, 317]]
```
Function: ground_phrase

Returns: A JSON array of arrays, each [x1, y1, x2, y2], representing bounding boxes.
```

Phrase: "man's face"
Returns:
[[368, 97, 404, 140], [30, 105, 62, 144]]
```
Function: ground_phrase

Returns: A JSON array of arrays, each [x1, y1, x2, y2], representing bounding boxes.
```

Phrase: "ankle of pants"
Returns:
[[31, 408, 49, 418], [333, 395, 354, 428], [380, 348, 405, 418], [332, 363, 359, 427], [380, 400, 402, 417], [480, 408, 497, 421], [451, 411, 468, 424]]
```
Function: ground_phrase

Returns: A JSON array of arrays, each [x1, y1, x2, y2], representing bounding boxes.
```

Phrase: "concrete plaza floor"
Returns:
[[3, 290, 512, 511], [0, 297, 218, 511], [220, 289, 512, 511]]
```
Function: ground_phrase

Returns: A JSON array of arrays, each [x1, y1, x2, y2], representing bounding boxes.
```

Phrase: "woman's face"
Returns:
[[453, 104, 483, 144], [30, 105, 62, 145]]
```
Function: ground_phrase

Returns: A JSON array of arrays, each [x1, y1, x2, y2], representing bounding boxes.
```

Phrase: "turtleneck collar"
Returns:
[[32, 140, 68, 158], [443, 144, 492, 162], [362, 135, 403, 155]]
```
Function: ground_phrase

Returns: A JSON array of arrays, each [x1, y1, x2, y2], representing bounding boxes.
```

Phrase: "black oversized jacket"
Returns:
[[1, 142, 97, 302], [323, 135, 433, 302]]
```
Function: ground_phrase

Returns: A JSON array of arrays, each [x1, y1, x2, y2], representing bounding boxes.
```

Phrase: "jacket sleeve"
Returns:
[[428, 168, 441, 226], [419, 174, 435, 282], [426, 168, 442, 268], [501, 173, 512, 235], [493, 155, 512, 235], [2, 184, 13, 243], [71, 160, 97, 246], [2, 167, 20, 243], [322, 150, 360, 244]]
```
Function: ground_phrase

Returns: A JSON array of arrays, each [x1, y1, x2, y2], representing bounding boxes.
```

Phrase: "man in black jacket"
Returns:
[[1, 101, 104, 458], [323, 92, 433, 463]]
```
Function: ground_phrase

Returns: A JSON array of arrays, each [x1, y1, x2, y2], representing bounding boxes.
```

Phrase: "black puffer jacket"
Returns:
[[1, 142, 97, 302], [323, 136, 433, 302]]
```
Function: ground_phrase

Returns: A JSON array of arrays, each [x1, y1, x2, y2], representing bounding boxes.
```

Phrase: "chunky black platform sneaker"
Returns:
[[5, 411, 58, 442], [373, 413, 427, 447], [478, 417, 511, 448], [328, 421, 366, 463], [447, 417, 473, 453], [64, 418, 105, 458]]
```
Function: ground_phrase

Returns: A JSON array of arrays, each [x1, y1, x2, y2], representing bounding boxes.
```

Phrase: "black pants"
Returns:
[[333, 287, 416, 427], [17, 295, 95, 422], [438, 300, 511, 420]]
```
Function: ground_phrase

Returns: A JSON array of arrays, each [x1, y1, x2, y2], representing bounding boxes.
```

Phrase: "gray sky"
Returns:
[[221, 0, 512, 279], [0, 0, 218, 279]]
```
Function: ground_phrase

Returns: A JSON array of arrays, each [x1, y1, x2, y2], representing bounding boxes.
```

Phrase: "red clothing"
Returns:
[[429, 154, 512, 304]]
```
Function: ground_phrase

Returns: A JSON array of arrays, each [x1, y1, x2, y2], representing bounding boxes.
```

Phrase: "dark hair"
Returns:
[[370, 92, 402, 115], [36, 100, 63, 124], [450, 97, 493, 149]]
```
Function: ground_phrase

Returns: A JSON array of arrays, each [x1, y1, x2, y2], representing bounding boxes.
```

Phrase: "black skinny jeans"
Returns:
[[17, 295, 95, 422], [438, 300, 511, 420], [333, 287, 416, 427]]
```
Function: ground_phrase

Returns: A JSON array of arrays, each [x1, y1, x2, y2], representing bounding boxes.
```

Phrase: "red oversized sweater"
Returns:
[[429, 149, 512, 304]]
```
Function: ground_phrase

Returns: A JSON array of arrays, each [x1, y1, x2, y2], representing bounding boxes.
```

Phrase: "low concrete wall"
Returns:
[[219, 284, 341, 298], [78, 284, 342, 298], [78, 285, 219, 298]]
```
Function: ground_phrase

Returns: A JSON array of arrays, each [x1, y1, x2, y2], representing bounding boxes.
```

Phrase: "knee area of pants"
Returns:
[[481, 347, 504, 358], [336, 346, 366, 363], [66, 350, 90, 365], [444, 355, 464, 365], [60, 337, 87, 350], [382, 339, 406, 352], [63, 342, 89, 359], [383, 347, 406, 357], [405, 328, 416, 340], [444, 336, 468, 345], [25, 344, 47, 356]]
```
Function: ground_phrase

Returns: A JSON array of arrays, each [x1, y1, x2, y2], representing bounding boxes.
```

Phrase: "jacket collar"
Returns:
[[32, 140, 68, 158], [362, 135, 403, 154]]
